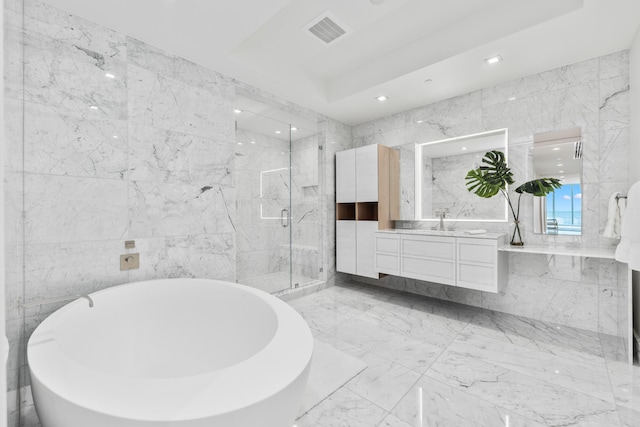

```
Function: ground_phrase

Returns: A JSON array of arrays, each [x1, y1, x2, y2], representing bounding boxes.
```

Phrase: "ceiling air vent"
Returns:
[[305, 12, 349, 45], [573, 140, 583, 159]]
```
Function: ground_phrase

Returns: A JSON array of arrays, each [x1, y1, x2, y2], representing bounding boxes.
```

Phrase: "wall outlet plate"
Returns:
[[120, 253, 140, 271], [402, 223, 413, 229]]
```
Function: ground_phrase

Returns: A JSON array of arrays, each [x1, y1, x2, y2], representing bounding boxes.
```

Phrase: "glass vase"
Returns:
[[510, 219, 524, 246]]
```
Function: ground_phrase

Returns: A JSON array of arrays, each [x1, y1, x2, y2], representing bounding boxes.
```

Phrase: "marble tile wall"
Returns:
[[4, 0, 237, 418], [351, 51, 631, 337]]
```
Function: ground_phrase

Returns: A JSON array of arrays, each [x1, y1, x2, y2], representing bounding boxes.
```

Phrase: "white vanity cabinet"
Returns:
[[336, 145, 399, 279], [457, 237, 507, 292], [374, 231, 507, 293]]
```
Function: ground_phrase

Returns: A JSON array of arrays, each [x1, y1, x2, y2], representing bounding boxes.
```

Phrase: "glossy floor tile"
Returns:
[[292, 282, 640, 427]]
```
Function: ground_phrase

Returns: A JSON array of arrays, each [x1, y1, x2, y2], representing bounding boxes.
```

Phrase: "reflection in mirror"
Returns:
[[532, 128, 582, 235], [415, 129, 509, 222]]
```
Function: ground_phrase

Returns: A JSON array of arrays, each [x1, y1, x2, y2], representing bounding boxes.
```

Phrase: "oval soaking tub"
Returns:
[[28, 278, 313, 427]]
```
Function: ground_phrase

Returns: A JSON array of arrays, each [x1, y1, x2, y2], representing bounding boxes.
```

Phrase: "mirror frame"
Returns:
[[414, 128, 509, 222]]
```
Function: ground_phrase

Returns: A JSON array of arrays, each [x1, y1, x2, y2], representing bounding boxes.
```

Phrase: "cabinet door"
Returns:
[[356, 221, 379, 278], [356, 145, 379, 202], [336, 221, 356, 274], [336, 149, 356, 203]]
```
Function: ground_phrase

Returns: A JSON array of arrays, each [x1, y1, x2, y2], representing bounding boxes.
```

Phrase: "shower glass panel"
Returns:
[[234, 99, 320, 294]]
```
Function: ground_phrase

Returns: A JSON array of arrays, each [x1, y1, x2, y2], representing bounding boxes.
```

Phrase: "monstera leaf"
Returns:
[[465, 150, 515, 198], [465, 150, 563, 246], [515, 178, 562, 196]]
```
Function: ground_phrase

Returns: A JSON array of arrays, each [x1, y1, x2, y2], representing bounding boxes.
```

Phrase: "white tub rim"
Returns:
[[27, 278, 314, 422]]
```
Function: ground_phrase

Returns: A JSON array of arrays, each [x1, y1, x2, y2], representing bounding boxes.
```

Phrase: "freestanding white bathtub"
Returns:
[[27, 278, 313, 427]]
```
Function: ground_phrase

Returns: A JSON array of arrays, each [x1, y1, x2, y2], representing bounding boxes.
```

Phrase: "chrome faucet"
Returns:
[[435, 208, 449, 231]]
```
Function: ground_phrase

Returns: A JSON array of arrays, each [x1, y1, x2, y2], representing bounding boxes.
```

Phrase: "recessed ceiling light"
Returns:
[[275, 130, 281, 134], [552, 147, 560, 151], [251, 141, 255, 144], [291, 127, 298, 131], [237, 142, 242, 145], [416, 120, 424, 124], [376, 95, 388, 102], [485, 55, 503, 65], [560, 176, 565, 179], [105, 72, 115, 79], [557, 163, 563, 167], [559, 170, 565, 173], [112, 135, 119, 139], [331, 141, 336, 144], [89, 105, 98, 110], [234, 109, 243, 114], [461, 147, 467, 151], [508, 97, 516, 101]]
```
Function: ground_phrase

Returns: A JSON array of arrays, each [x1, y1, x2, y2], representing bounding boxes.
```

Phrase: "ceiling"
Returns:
[[43, 0, 640, 126]]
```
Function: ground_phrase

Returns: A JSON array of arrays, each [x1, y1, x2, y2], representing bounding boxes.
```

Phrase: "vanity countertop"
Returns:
[[376, 229, 506, 240], [498, 244, 617, 259]]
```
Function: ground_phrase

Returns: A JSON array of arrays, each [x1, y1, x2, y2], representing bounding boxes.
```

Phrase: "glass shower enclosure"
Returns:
[[234, 96, 321, 294]]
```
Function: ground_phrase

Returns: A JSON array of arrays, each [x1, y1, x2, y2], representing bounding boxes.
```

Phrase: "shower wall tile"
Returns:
[[23, 240, 130, 302], [129, 181, 236, 238], [128, 124, 234, 186], [128, 233, 236, 283], [127, 37, 221, 90], [128, 63, 233, 139], [4, 18, 24, 101], [23, 101, 129, 179], [24, 173, 129, 244], [23, 0, 127, 61], [22, 30, 128, 120]]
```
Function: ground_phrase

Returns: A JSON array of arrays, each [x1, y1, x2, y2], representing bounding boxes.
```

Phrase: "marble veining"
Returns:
[[291, 283, 639, 427]]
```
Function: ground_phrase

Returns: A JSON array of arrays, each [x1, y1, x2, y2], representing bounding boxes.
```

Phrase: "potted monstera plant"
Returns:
[[465, 150, 561, 246]]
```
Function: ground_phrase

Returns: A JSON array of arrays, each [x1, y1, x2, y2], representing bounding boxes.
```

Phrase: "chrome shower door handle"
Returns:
[[281, 208, 289, 228]]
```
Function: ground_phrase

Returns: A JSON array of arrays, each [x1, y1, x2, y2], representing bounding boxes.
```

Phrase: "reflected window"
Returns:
[[545, 183, 582, 234]]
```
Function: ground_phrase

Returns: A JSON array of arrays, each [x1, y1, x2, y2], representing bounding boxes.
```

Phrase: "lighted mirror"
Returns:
[[414, 129, 509, 222], [532, 128, 582, 235]]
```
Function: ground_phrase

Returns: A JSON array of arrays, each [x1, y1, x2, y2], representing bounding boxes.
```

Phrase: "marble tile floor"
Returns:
[[290, 282, 640, 427], [237, 270, 318, 294]]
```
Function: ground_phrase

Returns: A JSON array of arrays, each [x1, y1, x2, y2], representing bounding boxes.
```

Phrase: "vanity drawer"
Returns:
[[401, 235, 455, 260], [457, 263, 496, 292], [375, 234, 399, 254], [401, 256, 455, 285], [375, 233, 400, 275], [457, 237, 497, 264]]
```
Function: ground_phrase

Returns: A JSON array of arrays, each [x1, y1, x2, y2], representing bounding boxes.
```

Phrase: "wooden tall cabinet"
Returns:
[[335, 144, 399, 278]]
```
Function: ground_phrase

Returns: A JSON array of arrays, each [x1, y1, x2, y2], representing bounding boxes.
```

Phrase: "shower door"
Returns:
[[234, 100, 320, 294]]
